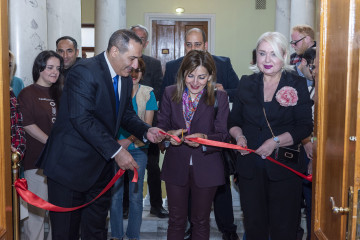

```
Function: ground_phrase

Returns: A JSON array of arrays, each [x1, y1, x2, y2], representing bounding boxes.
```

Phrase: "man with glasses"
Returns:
[[292, 47, 316, 240], [290, 25, 316, 65]]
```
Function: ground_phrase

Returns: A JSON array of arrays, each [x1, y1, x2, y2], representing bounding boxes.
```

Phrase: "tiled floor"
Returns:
[[20, 206, 308, 240], [108, 205, 309, 240]]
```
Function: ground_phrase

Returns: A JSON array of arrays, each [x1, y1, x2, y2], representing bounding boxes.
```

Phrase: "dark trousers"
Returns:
[[238, 166, 302, 240], [146, 143, 163, 208], [166, 166, 217, 240], [188, 172, 237, 234], [47, 162, 113, 240], [214, 174, 237, 233]]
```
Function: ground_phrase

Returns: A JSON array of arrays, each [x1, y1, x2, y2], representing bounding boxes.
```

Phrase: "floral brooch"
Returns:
[[275, 86, 298, 107]]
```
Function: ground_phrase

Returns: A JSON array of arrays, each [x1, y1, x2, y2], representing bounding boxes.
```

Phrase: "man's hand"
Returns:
[[303, 142, 313, 160], [215, 83, 225, 91], [114, 148, 139, 171], [117, 139, 131, 150], [146, 127, 166, 143]]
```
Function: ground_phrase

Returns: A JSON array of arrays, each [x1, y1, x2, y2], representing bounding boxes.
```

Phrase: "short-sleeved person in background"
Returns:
[[110, 58, 158, 239], [18, 50, 64, 240], [128, 24, 169, 219]]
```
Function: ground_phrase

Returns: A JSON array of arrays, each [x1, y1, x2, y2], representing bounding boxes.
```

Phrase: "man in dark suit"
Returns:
[[37, 29, 165, 240], [160, 28, 239, 103], [161, 28, 240, 240], [128, 24, 169, 218]]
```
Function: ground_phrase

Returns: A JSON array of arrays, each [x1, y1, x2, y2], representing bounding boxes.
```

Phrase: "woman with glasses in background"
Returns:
[[110, 58, 158, 240]]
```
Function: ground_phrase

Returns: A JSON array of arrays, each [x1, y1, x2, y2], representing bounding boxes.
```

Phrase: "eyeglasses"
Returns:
[[308, 64, 316, 72], [290, 36, 306, 45], [131, 68, 142, 73]]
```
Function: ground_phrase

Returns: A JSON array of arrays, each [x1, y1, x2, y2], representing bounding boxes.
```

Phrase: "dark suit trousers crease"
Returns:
[[187, 172, 237, 233], [166, 166, 217, 240], [47, 161, 113, 240], [213, 174, 237, 233], [238, 166, 302, 240], [146, 143, 163, 208]]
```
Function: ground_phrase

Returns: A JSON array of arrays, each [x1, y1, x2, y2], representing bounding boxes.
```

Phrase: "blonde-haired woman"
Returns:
[[229, 32, 313, 239]]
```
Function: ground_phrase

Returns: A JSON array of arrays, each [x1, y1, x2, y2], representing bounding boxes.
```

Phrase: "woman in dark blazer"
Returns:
[[228, 32, 313, 240], [158, 50, 229, 240]]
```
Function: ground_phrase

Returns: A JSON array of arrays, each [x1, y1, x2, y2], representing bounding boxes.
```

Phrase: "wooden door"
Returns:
[[0, 0, 13, 239], [151, 20, 208, 73], [313, 0, 360, 239]]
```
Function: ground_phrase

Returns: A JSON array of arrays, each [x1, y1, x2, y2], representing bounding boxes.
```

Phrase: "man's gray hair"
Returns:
[[107, 29, 142, 53], [130, 24, 149, 42]]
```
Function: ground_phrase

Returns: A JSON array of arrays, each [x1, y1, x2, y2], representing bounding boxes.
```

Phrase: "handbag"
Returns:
[[221, 144, 237, 175], [263, 108, 300, 164], [214, 91, 237, 175]]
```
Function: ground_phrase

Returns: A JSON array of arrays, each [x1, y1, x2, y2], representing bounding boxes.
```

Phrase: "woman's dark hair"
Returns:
[[32, 50, 64, 107], [302, 47, 316, 65], [138, 57, 146, 76], [172, 50, 216, 105]]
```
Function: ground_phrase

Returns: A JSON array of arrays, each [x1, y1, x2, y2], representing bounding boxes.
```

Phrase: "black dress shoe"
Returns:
[[222, 231, 240, 240], [150, 206, 169, 218], [184, 227, 192, 240], [123, 208, 129, 219]]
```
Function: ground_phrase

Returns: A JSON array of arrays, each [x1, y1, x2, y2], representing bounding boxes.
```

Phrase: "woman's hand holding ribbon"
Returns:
[[236, 136, 249, 156], [184, 133, 206, 147], [166, 129, 187, 145], [255, 138, 278, 159]]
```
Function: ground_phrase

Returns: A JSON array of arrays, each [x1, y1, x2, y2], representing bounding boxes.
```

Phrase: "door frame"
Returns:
[[144, 13, 216, 56]]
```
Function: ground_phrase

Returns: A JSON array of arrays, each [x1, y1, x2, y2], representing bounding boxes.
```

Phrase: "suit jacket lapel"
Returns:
[[191, 94, 209, 126], [97, 53, 117, 121]]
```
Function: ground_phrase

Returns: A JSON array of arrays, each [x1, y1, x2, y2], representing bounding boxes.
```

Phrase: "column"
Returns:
[[9, 0, 47, 86], [290, 0, 316, 30], [95, 0, 126, 55], [47, 0, 82, 53], [275, 0, 291, 39]]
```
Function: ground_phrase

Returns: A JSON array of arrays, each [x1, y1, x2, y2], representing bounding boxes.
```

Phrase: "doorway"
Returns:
[[145, 13, 215, 73], [151, 20, 208, 73]]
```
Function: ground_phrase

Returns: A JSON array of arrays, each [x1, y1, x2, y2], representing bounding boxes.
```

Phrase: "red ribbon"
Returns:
[[159, 130, 181, 143], [14, 168, 138, 212], [187, 137, 312, 182]]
